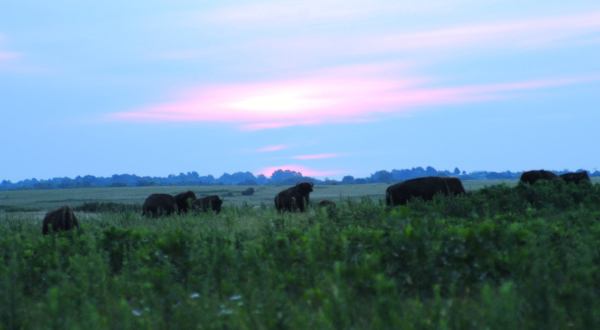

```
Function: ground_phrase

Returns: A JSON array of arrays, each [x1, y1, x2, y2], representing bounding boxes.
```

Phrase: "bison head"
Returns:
[[181, 190, 197, 207], [297, 182, 314, 194]]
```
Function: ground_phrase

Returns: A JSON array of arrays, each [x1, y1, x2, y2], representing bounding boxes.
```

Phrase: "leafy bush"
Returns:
[[0, 182, 599, 328]]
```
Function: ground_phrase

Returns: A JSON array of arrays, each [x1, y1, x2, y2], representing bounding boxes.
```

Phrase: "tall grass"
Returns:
[[0, 181, 599, 329]]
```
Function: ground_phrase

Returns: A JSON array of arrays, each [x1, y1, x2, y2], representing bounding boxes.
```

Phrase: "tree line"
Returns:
[[1, 167, 597, 190]]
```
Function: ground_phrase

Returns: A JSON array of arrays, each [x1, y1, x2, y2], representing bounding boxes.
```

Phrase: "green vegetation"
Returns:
[[1, 181, 599, 329], [0, 180, 516, 211]]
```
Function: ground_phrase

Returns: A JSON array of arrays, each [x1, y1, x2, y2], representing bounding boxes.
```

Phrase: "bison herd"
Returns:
[[40, 170, 591, 235], [384, 170, 590, 206], [142, 191, 222, 217]]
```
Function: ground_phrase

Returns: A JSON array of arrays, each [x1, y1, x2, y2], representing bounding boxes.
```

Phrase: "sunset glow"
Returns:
[[2, 1, 600, 180], [258, 165, 343, 178], [0, 51, 19, 61], [256, 144, 288, 153], [111, 69, 595, 130], [292, 153, 341, 160]]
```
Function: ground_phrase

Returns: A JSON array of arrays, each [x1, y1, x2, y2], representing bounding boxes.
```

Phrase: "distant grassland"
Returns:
[[0, 180, 526, 212]]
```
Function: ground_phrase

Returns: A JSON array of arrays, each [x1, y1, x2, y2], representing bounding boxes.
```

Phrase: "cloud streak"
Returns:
[[110, 64, 598, 130], [0, 51, 19, 61], [201, 0, 464, 25], [0, 34, 20, 63], [292, 153, 341, 160], [163, 9, 600, 82], [256, 144, 288, 153], [258, 164, 342, 178], [373, 11, 600, 51], [246, 11, 600, 57]]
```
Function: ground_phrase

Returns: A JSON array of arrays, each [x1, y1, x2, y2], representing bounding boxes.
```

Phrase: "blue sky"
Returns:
[[1, 0, 600, 181]]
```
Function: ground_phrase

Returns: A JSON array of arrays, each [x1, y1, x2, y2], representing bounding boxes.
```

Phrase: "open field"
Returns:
[[1, 181, 599, 328], [0, 180, 525, 212]]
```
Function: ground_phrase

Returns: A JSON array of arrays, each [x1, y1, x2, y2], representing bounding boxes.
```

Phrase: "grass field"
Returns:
[[1, 180, 599, 329], [0, 180, 524, 213]]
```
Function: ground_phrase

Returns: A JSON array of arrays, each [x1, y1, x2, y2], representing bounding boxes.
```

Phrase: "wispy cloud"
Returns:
[[200, 0, 464, 25], [371, 11, 600, 51], [247, 11, 600, 57], [256, 144, 288, 153], [162, 9, 600, 79], [0, 34, 20, 63], [109, 63, 598, 130], [292, 153, 341, 160], [258, 164, 343, 178], [0, 51, 20, 61]]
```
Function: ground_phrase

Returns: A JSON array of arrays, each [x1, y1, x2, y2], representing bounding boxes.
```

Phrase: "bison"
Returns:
[[560, 171, 591, 184], [520, 170, 558, 185], [274, 182, 314, 212], [42, 206, 80, 235], [385, 176, 465, 206], [193, 195, 223, 214], [174, 190, 197, 214], [142, 193, 178, 217]]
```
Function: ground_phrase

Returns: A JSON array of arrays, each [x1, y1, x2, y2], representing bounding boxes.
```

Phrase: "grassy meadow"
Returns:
[[0, 180, 521, 213], [0, 180, 599, 329]]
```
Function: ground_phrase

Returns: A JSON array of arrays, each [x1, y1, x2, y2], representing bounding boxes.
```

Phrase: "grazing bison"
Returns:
[[274, 182, 314, 212], [142, 193, 178, 217], [241, 187, 255, 196], [193, 195, 223, 214], [560, 171, 591, 184], [520, 170, 558, 185], [318, 200, 336, 208], [385, 176, 465, 206], [174, 190, 197, 214], [42, 206, 79, 235]]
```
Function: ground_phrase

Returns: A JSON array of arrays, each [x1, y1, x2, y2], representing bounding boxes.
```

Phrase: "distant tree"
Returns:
[[255, 174, 269, 185], [425, 166, 437, 176], [271, 170, 303, 184], [370, 170, 393, 183], [342, 175, 355, 184], [219, 171, 257, 185]]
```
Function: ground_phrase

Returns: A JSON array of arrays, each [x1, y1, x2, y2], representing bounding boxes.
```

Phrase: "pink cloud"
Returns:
[[367, 11, 600, 52], [200, 0, 456, 25], [292, 153, 341, 160], [236, 11, 600, 58], [258, 164, 343, 178], [110, 63, 597, 130], [0, 34, 20, 63], [256, 144, 288, 152], [0, 51, 19, 62], [170, 9, 600, 64]]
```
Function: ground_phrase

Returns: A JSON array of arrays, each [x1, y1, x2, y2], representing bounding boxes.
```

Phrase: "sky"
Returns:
[[1, 0, 600, 181]]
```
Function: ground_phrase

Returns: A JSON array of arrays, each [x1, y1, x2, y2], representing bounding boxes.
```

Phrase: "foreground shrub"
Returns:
[[0, 183, 599, 328]]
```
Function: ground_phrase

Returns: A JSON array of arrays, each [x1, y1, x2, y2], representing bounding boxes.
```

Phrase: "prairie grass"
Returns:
[[0, 181, 599, 329]]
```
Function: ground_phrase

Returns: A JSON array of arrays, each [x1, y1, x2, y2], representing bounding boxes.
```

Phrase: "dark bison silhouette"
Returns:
[[193, 195, 223, 214], [560, 171, 591, 184], [318, 200, 336, 208], [520, 170, 558, 185], [174, 190, 197, 214], [386, 176, 466, 206], [42, 206, 80, 235], [142, 193, 178, 217], [274, 182, 314, 212], [241, 187, 255, 196]]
